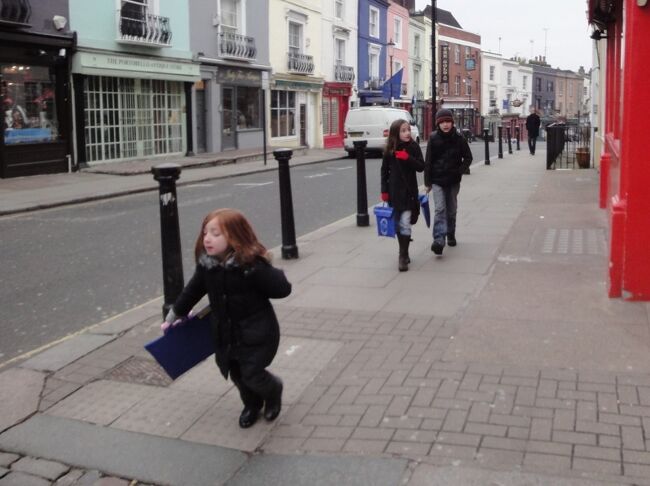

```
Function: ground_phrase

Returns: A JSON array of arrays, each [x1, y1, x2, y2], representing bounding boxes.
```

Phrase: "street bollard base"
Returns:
[[357, 214, 370, 227], [282, 245, 299, 260]]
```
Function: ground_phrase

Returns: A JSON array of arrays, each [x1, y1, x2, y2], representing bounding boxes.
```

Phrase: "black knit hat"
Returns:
[[435, 108, 454, 126]]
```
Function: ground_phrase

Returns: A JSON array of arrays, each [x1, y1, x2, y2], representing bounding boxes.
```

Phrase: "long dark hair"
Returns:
[[384, 118, 409, 155], [194, 208, 269, 264]]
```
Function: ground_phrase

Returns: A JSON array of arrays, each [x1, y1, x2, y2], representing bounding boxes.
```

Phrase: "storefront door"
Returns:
[[222, 86, 235, 150], [299, 103, 306, 147]]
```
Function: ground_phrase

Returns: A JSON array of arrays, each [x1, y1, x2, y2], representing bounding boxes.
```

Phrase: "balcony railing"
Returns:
[[117, 9, 172, 47], [401, 83, 407, 96], [218, 32, 256, 61], [287, 52, 314, 75], [334, 64, 355, 82], [0, 0, 31, 27]]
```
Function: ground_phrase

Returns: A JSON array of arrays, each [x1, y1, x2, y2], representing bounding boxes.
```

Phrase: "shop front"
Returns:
[[322, 82, 351, 149], [214, 66, 264, 152], [0, 32, 75, 178], [71, 51, 199, 165], [270, 75, 324, 149]]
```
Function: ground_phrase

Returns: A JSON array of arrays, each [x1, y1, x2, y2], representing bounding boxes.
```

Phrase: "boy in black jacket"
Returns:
[[424, 109, 472, 255]]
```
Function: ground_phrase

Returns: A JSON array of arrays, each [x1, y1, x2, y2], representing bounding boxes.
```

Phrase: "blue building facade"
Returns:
[[357, 0, 389, 106]]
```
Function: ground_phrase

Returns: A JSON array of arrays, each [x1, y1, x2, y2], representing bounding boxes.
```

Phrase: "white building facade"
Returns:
[[481, 52, 533, 118]]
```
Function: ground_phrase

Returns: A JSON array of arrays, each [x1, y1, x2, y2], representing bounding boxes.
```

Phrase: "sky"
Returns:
[[414, 0, 593, 71]]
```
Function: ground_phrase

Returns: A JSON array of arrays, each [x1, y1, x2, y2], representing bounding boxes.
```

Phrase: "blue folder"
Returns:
[[144, 306, 214, 380], [419, 193, 431, 227]]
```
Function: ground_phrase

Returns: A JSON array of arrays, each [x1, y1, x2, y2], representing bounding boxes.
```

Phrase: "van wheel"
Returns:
[[346, 150, 355, 158]]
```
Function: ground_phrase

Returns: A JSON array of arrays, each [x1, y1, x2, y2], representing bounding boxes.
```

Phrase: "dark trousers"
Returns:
[[528, 135, 537, 155], [229, 360, 279, 410]]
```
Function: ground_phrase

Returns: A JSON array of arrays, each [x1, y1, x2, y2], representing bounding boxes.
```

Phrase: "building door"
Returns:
[[299, 103, 307, 147], [195, 81, 206, 153], [222, 86, 235, 150]]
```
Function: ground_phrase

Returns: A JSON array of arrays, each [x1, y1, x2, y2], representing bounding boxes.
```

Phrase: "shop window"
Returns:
[[236, 86, 260, 129], [271, 90, 295, 138], [84, 75, 183, 162], [2, 65, 59, 145]]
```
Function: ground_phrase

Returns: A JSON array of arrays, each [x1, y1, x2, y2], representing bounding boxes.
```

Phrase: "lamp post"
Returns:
[[386, 38, 395, 106], [431, 0, 437, 129], [465, 75, 472, 132]]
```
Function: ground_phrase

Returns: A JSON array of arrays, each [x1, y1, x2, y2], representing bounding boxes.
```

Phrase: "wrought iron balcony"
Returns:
[[0, 0, 31, 27], [334, 64, 355, 82], [117, 9, 172, 47], [218, 32, 256, 61], [287, 52, 314, 75]]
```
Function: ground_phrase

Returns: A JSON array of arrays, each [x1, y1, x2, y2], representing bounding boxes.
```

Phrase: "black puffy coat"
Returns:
[[380, 139, 425, 213], [424, 127, 472, 187], [171, 253, 291, 379]]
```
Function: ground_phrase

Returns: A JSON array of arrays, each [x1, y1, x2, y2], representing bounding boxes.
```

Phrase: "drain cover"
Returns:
[[105, 357, 172, 387]]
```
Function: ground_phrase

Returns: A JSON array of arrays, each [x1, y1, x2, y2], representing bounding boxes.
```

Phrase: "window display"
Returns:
[[2, 65, 59, 145]]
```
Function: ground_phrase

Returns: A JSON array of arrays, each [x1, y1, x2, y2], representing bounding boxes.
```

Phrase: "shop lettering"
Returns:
[[105, 57, 183, 71], [217, 69, 261, 84]]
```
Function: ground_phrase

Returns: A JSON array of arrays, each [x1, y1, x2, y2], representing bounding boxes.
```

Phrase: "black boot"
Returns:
[[264, 376, 283, 421], [447, 233, 457, 247], [398, 235, 409, 271], [239, 406, 259, 428]]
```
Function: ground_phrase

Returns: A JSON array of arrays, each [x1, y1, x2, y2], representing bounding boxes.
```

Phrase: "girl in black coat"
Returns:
[[380, 118, 425, 271], [161, 208, 291, 429]]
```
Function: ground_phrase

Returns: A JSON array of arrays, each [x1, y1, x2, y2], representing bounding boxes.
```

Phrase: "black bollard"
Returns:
[[498, 125, 504, 159], [353, 140, 369, 227], [483, 128, 490, 165], [274, 149, 299, 259], [507, 126, 513, 154], [515, 126, 521, 151], [152, 163, 184, 320]]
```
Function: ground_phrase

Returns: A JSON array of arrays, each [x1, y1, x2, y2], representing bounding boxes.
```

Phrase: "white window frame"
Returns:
[[288, 20, 303, 55], [413, 64, 421, 92], [507, 70, 512, 85], [393, 60, 402, 76], [335, 37, 345, 65], [465, 46, 471, 59], [414, 33, 420, 58], [368, 44, 381, 78], [454, 45, 460, 64], [489, 65, 495, 81], [369, 6, 379, 38], [489, 89, 496, 107], [335, 0, 344, 19], [454, 75, 460, 95], [394, 17, 402, 48], [522, 75, 528, 90]]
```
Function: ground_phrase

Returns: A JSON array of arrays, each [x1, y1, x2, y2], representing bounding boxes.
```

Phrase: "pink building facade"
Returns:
[[387, 1, 409, 104]]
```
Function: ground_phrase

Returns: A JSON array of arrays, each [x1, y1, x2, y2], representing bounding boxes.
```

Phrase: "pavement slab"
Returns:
[[10, 457, 70, 480], [0, 368, 44, 433], [225, 454, 408, 486], [20, 334, 115, 372], [0, 414, 247, 486]]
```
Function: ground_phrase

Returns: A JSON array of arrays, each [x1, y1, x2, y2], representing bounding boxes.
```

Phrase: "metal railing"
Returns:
[[366, 77, 383, 90], [117, 9, 172, 46], [546, 123, 591, 170], [287, 52, 314, 75], [0, 0, 31, 26], [218, 32, 256, 60], [334, 64, 355, 82]]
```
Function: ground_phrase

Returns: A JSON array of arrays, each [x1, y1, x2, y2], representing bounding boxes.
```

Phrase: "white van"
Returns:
[[343, 107, 420, 157]]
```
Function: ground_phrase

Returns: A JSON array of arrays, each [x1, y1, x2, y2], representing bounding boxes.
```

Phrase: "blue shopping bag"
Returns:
[[419, 193, 431, 227], [373, 203, 396, 238], [144, 306, 213, 379]]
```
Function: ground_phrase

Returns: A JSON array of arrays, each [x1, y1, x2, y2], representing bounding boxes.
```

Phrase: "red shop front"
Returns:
[[322, 82, 351, 149], [588, 0, 650, 299]]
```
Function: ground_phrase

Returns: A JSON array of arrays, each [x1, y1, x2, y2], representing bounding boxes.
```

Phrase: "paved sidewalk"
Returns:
[[0, 147, 347, 216], [2, 146, 650, 485]]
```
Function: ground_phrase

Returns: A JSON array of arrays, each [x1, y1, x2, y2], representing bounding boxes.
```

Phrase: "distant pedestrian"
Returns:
[[526, 106, 541, 155], [424, 109, 472, 255], [161, 208, 291, 429], [380, 118, 425, 271]]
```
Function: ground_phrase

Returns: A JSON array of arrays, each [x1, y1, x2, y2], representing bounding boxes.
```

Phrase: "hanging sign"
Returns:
[[440, 45, 449, 83]]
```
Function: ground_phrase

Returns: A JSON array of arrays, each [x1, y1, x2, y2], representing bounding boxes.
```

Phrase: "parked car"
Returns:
[[343, 107, 420, 157]]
